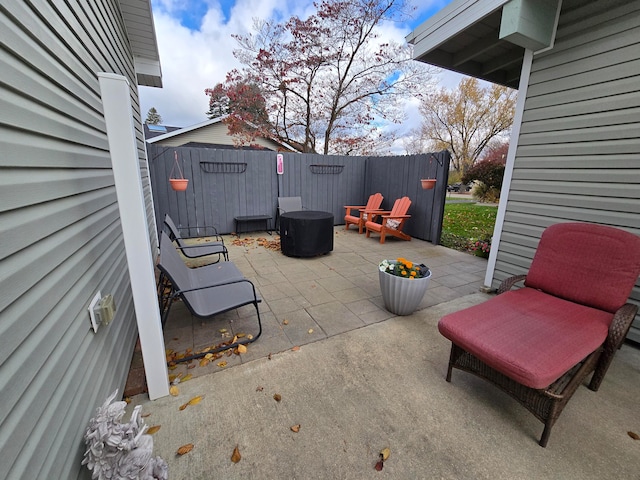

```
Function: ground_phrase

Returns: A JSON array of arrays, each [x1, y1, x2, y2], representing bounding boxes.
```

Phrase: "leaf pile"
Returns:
[[231, 236, 281, 251], [166, 333, 251, 370]]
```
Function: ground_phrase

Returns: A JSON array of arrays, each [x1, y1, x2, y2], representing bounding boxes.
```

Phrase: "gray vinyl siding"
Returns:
[[492, 0, 640, 342], [1, 1, 156, 478]]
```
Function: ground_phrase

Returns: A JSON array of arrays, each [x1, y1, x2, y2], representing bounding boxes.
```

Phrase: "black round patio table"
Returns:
[[280, 210, 334, 257]]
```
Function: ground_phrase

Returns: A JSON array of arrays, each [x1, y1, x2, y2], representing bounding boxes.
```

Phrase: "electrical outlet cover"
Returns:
[[89, 291, 102, 333]]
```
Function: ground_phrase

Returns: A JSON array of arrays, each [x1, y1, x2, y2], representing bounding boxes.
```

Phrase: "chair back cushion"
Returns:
[[525, 223, 640, 313]]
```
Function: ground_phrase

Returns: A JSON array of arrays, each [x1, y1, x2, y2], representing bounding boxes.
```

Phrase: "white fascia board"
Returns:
[[407, 0, 510, 59], [134, 56, 162, 78]]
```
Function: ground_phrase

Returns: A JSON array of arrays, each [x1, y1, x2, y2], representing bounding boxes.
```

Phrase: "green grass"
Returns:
[[441, 202, 497, 256]]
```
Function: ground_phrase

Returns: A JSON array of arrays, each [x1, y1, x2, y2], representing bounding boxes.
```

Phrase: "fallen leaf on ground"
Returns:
[[380, 447, 390, 461], [218, 360, 228, 368], [204, 353, 214, 359], [141, 413, 151, 418], [256, 386, 264, 392], [290, 424, 301, 433], [375, 459, 384, 471], [247, 334, 253, 340], [237, 344, 247, 354], [180, 374, 193, 383], [268, 353, 272, 360], [187, 363, 196, 369], [146, 425, 161, 435], [199, 358, 210, 367], [628, 431, 640, 440], [273, 393, 282, 402], [231, 445, 241, 463], [188, 395, 203, 406], [169, 386, 179, 396], [177, 444, 194, 456], [282, 319, 289, 325], [308, 329, 313, 334], [292, 346, 301, 352]]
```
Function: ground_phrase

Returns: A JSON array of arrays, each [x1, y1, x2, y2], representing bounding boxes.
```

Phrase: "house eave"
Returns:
[[119, 0, 163, 87]]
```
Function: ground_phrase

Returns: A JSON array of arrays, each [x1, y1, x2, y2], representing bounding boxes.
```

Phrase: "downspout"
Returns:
[[98, 73, 170, 400], [483, 48, 533, 289]]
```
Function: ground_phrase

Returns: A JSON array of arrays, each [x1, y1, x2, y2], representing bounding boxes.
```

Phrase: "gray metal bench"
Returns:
[[234, 215, 272, 235], [157, 231, 262, 363]]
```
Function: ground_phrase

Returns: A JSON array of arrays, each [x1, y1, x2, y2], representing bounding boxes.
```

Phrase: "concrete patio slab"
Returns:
[[126, 293, 640, 479], [124, 227, 639, 478]]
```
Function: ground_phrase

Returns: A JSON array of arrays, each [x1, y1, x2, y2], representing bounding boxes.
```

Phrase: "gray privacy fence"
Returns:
[[147, 145, 450, 244]]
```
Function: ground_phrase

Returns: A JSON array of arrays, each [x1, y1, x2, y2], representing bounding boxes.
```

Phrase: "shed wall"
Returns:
[[492, 0, 640, 341], [150, 122, 287, 150], [0, 1, 154, 478]]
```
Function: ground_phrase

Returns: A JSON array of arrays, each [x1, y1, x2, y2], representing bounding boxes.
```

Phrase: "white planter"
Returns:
[[378, 261, 432, 315]]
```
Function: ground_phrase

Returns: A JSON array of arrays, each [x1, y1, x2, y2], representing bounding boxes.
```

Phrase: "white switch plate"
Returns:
[[89, 291, 102, 333]]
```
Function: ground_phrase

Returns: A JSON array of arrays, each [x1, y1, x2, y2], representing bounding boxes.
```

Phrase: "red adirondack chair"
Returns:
[[365, 196, 412, 244], [344, 193, 383, 234]]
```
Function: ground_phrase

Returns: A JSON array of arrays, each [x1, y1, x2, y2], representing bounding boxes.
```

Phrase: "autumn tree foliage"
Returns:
[[208, 0, 434, 154], [418, 77, 516, 174], [205, 80, 270, 148]]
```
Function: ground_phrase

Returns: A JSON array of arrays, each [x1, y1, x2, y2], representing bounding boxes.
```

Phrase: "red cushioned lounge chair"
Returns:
[[438, 222, 640, 447]]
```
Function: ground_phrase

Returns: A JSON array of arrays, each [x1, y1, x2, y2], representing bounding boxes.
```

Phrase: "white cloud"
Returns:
[[139, 0, 458, 138]]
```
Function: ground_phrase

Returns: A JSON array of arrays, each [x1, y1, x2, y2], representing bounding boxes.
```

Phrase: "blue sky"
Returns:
[[141, 0, 459, 151]]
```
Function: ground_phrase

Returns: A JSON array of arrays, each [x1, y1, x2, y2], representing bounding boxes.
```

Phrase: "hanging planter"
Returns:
[[420, 153, 440, 190], [170, 151, 189, 191], [420, 179, 436, 190]]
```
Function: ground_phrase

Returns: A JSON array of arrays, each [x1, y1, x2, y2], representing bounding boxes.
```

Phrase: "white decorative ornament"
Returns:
[[82, 390, 168, 480]]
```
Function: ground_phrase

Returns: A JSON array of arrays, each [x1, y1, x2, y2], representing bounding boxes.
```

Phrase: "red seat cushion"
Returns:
[[438, 288, 613, 389]]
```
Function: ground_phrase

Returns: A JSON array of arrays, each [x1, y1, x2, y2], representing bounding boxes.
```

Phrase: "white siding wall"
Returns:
[[493, 1, 640, 341], [156, 122, 287, 150], [0, 1, 156, 478]]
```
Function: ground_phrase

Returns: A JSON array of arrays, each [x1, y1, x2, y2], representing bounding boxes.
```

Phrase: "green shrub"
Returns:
[[470, 182, 501, 203], [462, 160, 505, 191]]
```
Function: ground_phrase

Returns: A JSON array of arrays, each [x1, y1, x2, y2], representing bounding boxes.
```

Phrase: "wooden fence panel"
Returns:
[[147, 145, 449, 244]]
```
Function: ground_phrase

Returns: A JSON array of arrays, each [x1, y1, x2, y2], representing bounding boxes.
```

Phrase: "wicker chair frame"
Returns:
[[445, 275, 638, 447]]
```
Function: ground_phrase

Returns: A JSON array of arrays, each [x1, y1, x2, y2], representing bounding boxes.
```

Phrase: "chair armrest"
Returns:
[[381, 214, 411, 219], [497, 274, 527, 294], [590, 302, 638, 391], [177, 225, 223, 242], [173, 278, 259, 299], [344, 205, 365, 215], [174, 242, 226, 251]]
